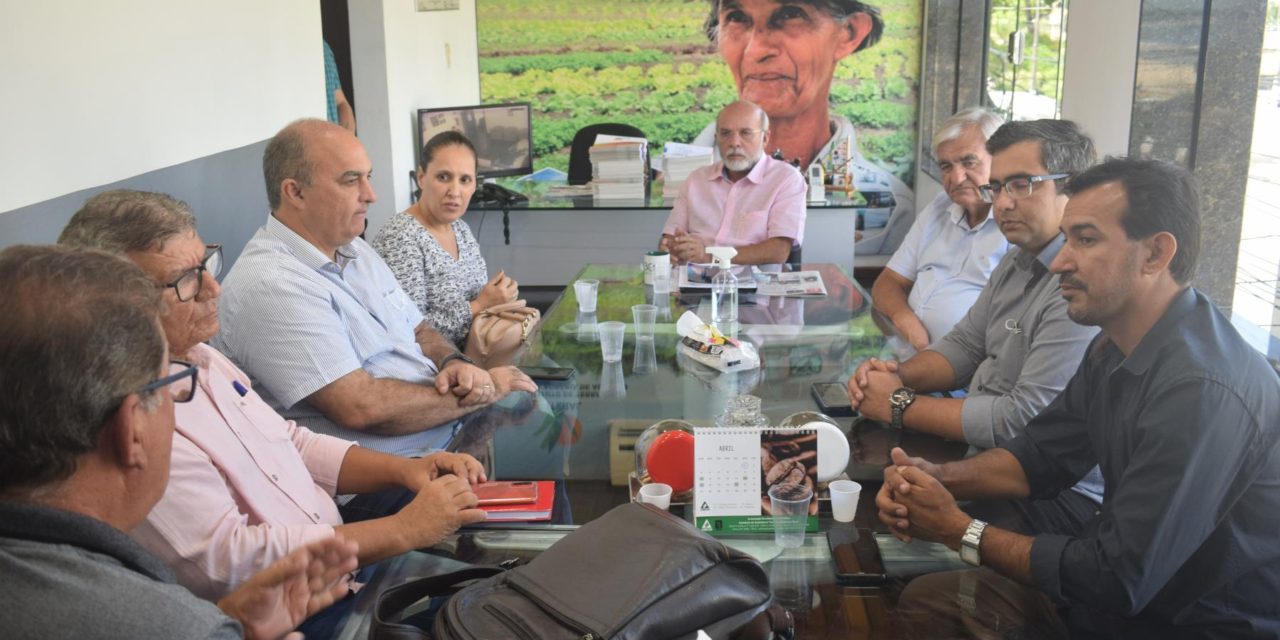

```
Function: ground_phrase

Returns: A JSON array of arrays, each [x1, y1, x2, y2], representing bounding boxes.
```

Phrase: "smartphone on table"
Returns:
[[473, 481, 540, 506], [811, 381, 858, 418], [827, 527, 887, 585]]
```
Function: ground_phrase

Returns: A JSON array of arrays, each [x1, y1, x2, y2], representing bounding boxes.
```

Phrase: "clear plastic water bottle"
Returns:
[[708, 246, 738, 337]]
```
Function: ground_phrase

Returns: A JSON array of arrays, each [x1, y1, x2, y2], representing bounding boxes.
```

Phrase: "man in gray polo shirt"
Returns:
[[848, 119, 1102, 531]]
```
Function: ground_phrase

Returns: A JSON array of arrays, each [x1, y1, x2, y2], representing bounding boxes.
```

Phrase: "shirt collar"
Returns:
[[1013, 232, 1065, 273], [1117, 287, 1199, 375], [265, 215, 358, 273], [712, 155, 772, 185], [946, 202, 995, 231], [0, 501, 176, 583]]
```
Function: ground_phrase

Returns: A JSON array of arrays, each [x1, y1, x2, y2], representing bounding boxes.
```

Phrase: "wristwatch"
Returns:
[[889, 386, 916, 429], [960, 518, 988, 566], [438, 352, 476, 370]]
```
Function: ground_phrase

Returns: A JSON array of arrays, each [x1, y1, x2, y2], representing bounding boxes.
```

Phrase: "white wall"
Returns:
[[351, 0, 481, 235], [0, 0, 323, 213], [1060, 1, 1140, 159]]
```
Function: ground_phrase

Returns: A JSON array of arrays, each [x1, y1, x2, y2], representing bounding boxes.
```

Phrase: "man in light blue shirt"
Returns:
[[216, 119, 536, 458], [875, 108, 1009, 351]]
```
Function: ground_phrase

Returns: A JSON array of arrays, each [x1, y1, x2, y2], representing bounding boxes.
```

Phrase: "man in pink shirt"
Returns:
[[661, 100, 807, 265], [59, 190, 488, 637]]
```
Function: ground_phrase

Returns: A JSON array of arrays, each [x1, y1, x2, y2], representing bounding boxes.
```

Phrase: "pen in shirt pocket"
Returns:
[[232, 380, 250, 401]]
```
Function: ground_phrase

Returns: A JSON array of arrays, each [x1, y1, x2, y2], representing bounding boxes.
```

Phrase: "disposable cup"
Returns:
[[638, 482, 673, 510], [574, 279, 599, 313], [598, 321, 625, 362], [631, 304, 657, 341], [828, 480, 862, 523], [652, 264, 673, 295], [768, 482, 813, 548]]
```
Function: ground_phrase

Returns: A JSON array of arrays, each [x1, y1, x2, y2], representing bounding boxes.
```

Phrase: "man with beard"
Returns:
[[661, 100, 806, 266]]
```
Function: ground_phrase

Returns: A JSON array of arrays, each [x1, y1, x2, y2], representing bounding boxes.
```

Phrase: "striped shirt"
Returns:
[[214, 215, 456, 456]]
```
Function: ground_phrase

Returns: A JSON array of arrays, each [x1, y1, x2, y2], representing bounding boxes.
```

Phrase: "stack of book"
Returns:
[[589, 135, 648, 201], [661, 142, 714, 199]]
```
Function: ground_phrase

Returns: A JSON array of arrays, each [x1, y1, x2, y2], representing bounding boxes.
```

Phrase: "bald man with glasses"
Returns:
[[660, 100, 806, 266]]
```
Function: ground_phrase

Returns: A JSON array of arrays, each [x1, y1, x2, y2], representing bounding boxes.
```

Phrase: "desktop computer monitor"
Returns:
[[417, 102, 533, 180]]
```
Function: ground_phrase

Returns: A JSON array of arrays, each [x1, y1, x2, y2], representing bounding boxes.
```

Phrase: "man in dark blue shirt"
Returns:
[[879, 158, 1280, 637]]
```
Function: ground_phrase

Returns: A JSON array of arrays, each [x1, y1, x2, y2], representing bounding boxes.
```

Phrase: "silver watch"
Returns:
[[889, 386, 916, 429], [960, 519, 987, 566]]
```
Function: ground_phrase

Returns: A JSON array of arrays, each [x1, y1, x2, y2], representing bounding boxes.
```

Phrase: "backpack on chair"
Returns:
[[370, 502, 789, 640]]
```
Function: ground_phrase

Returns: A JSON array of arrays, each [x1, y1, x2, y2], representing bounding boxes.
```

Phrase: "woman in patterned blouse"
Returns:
[[373, 131, 518, 347]]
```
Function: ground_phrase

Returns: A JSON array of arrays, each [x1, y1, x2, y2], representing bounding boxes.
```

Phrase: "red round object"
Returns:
[[646, 430, 695, 493]]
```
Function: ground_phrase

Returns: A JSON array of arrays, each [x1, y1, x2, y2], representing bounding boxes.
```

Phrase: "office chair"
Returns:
[[567, 123, 647, 185]]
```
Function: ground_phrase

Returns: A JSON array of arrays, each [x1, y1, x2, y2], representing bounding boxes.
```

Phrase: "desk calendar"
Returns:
[[693, 426, 819, 535]]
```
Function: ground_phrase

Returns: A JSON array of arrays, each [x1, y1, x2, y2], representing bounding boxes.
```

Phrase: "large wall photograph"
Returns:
[[477, 0, 922, 193]]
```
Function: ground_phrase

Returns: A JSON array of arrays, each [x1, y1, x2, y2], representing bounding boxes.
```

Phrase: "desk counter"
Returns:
[[463, 182, 896, 286]]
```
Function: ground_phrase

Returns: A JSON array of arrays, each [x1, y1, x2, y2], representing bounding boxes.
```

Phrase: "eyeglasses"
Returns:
[[164, 245, 222, 302], [978, 174, 1070, 203], [716, 128, 764, 141], [139, 360, 198, 403]]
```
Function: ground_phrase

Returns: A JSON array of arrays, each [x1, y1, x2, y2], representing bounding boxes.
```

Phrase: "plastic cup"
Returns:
[[575, 311, 598, 343], [600, 360, 626, 398], [631, 304, 657, 342], [768, 482, 813, 548], [598, 321, 625, 363], [574, 279, 599, 313], [633, 337, 657, 375], [651, 264, 672, 295], [638, 482, 673, 510], [828, 480, 862, 523]]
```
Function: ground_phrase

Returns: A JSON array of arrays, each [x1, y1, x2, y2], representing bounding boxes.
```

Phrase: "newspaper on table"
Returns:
[[753, 271, 828, 297]]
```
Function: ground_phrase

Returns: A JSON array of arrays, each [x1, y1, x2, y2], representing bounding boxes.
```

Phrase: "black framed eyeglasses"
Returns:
[[139, 360, 198, 403], [978, 173, 1070, 204], [164, 244, 223, 302]]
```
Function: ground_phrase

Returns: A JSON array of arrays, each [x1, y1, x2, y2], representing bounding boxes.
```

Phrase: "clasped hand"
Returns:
[[436, 363, 537, 406], [845, 357, 903, 422], [476, 270, 519, 308], [875, 448, 969, 549], [666, 230, 709, 264]]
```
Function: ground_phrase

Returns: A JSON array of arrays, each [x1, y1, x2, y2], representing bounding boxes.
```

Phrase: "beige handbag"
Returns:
[[464, 299, 540, 366]]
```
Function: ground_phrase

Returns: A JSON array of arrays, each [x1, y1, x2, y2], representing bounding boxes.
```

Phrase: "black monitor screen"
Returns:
[[417, 102, 533, 179]]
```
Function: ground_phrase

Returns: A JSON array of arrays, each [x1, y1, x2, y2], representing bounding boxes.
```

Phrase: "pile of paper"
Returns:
[[589, 134, 647, 200], [661, 142, 714, 199]]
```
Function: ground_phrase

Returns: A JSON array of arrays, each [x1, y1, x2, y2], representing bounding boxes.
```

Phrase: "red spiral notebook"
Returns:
[[478, 480, 556, 522]]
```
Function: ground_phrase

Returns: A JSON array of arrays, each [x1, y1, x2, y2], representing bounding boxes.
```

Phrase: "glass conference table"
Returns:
[[335, 264, 970, 639]]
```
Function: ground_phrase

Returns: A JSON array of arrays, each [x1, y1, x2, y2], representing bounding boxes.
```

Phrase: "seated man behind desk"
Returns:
[[660, 100, 806, 265], [849, 119, 1103, 534], [0, 245, 357, 640], [881, 158, 1280, 636], [215, 119, 537, 458], [58, 190, 487, 630], [875, 107, 1009, 351]]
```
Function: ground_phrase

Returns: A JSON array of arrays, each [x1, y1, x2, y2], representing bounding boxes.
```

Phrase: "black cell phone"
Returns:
[[518, 366, 576, 381], [828, 527, 887, 586], [811, 381, 857, 417]]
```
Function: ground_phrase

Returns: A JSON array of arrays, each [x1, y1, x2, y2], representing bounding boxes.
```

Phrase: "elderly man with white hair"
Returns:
[[873, 107, 1009, 351]]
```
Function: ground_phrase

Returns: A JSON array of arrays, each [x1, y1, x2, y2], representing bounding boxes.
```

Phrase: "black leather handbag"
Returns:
[[371, 502, 785, 640]]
